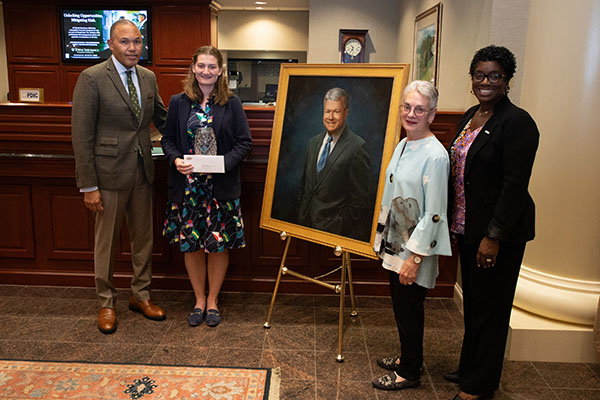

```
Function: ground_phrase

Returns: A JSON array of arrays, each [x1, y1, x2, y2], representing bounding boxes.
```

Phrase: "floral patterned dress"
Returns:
[[450, 120, 482, 235], [163, 99, 245, 253]]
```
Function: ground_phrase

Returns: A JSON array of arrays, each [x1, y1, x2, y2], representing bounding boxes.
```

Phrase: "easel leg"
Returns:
[[264, 236, 291, 329], [336, 251, 349, 362], [346, 254, 358, 317]]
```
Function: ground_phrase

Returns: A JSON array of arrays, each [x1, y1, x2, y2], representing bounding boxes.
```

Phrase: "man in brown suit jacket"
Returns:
[[71, 19, 167, 334]]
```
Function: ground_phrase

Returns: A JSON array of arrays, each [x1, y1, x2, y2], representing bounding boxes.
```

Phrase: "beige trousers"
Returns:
[[94, 162, 153, 308]]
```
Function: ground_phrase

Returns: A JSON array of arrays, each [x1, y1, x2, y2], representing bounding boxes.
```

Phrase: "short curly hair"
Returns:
[[469, 45, 516, 80]]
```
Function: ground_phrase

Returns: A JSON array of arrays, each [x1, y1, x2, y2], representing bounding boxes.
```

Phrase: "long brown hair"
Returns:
[[183, 46, 233, 106]]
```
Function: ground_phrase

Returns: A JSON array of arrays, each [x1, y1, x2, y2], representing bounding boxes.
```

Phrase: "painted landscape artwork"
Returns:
[[416, 24, 436, 82]]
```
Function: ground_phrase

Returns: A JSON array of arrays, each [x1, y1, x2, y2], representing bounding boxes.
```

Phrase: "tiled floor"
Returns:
[[0, 284, 598, 399]]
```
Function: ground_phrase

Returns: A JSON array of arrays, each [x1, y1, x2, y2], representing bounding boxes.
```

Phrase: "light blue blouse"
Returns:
[[374, 135, 452, 289]]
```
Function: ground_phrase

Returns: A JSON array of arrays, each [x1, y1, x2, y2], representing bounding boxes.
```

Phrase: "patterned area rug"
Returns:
[[0, 360, 280, 400]]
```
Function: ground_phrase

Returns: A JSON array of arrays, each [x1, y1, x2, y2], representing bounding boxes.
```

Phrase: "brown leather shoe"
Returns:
[[98, 307, 117, 334], [128, 296, 166, 321]]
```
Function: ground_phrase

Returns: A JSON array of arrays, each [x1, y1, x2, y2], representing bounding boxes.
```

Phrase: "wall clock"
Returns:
[[340, 29, 368, 63]]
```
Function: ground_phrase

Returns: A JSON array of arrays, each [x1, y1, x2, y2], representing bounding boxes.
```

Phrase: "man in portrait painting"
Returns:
[[298, 87, 372, 241]]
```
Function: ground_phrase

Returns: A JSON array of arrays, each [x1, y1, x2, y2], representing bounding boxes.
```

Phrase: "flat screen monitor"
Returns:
[[264, 84, 278, 101], [60, 9, 151, 63]]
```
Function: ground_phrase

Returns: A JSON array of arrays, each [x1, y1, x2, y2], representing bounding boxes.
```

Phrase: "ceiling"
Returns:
[[212, 0, 309, 11]]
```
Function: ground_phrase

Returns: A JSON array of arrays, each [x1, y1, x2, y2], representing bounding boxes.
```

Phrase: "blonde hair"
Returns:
[[183, 46, 233, 106]]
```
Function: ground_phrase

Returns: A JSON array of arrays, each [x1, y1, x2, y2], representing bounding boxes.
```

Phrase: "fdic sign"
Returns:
[[19, 88, 44, 103]]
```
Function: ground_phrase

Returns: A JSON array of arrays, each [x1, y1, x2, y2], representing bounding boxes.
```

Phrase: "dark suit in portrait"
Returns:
[[298, 126, 372, 241], [72, 56, 167, 313]]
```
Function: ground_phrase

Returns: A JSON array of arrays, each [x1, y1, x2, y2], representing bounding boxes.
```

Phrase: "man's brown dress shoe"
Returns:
[[128, 296, 166, 321], [98, 307, 117, 334]]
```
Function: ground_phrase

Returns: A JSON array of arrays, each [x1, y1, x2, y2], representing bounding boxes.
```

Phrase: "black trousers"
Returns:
[[388, 269, 428, 380], [457, 237, 526, 395]]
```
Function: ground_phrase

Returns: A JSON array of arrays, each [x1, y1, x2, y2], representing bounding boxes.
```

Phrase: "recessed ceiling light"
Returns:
[[255, 1, 267, 4]]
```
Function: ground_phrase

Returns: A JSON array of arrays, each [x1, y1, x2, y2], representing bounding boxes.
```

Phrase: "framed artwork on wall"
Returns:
[[259, 63, 410, 258], [413, 2, 442, 85]]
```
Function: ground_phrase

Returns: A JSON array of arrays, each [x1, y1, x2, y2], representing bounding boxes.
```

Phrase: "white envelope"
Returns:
[[184, 155, 225, 173]]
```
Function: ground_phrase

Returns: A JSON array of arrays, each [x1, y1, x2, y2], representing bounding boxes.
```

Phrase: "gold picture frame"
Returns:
[[413, 2, 442, 85], [259, 63, 410, 258]]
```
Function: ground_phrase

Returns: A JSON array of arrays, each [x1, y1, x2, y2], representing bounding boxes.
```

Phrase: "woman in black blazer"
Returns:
[[446, 46, 539, 400], [161, 46, 252, 328]]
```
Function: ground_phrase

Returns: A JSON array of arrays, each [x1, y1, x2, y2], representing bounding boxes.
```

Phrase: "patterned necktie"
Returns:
[[317, 135, 333, 173], [126, 70, 141, 121]]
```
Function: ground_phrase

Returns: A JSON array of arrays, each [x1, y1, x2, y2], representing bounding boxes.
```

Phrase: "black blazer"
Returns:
[[450, 96, 539, 245], [161, 93, 252, 203]]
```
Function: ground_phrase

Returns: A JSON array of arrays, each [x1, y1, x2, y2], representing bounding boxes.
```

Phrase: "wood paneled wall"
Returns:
[[0, 103, 462, 297], [2, 0, 213, 104]]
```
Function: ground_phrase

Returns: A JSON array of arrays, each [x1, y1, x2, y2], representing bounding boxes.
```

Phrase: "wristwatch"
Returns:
[[413, 255, 423, 264]]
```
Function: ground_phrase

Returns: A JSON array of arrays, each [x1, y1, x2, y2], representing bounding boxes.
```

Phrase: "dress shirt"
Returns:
[[111, 55, 142, 109]]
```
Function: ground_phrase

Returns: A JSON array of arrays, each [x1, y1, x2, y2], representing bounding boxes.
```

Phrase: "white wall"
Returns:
[[308, 0, 400, 63], [521, 0, 600, 282], [219, 10, 308, 51]]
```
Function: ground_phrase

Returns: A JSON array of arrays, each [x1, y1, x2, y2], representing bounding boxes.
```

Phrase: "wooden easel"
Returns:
[[263, 232, 358, 362]]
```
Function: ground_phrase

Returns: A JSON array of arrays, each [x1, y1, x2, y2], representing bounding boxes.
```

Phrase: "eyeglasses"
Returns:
[[472, 71, 505, 84], [401, 103, 433, 117]]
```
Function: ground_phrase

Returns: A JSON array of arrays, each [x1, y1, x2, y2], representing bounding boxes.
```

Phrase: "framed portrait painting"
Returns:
[[413, 2, 442, 85], [259, 63, 410, 258]]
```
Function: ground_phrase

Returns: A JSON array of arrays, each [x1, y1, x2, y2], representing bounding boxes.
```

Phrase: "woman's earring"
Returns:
[[506, 86, 510, 94]]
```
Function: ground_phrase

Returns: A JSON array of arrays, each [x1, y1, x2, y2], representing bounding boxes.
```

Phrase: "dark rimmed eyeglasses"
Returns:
[[401, 103, 433, 117], [472, 71, 505, 84]]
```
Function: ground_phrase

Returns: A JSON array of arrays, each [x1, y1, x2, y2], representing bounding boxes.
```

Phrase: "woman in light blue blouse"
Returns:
[[372, 80, 452, 391]]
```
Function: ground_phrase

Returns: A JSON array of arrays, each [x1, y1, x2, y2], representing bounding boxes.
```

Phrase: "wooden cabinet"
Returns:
[[4, 3, 59, 64], [0, 185, 35, 259], [153, 6, 211, 66], [9, 65, 62, 102], [153, 67, 190, 107]]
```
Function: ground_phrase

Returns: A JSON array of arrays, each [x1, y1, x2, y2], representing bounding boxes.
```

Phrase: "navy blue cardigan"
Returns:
[[161, 93, 252, 203]]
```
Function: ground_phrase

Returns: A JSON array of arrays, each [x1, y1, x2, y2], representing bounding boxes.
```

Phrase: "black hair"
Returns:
[[469, 45, 516, 80]]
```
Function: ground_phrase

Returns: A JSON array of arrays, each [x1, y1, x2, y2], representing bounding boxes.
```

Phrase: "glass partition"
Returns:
[[227, 58, 298, 103]]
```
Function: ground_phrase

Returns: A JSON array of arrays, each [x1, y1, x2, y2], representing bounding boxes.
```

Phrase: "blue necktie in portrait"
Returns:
[[317, 136, 333, 173]]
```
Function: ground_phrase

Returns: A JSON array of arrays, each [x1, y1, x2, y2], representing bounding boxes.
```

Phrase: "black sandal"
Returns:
[[372, 371, 420, 391], [376, 356, 400, 370]]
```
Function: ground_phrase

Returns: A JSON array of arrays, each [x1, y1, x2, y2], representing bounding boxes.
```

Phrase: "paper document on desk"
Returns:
[[184, 155, 225, 173]]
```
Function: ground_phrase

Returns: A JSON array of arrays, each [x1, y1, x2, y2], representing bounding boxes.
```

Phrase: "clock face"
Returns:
[[344, 38, 362, 57]]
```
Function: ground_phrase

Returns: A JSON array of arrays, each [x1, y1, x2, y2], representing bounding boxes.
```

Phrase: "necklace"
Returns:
[[477, 108, 491, 115]]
